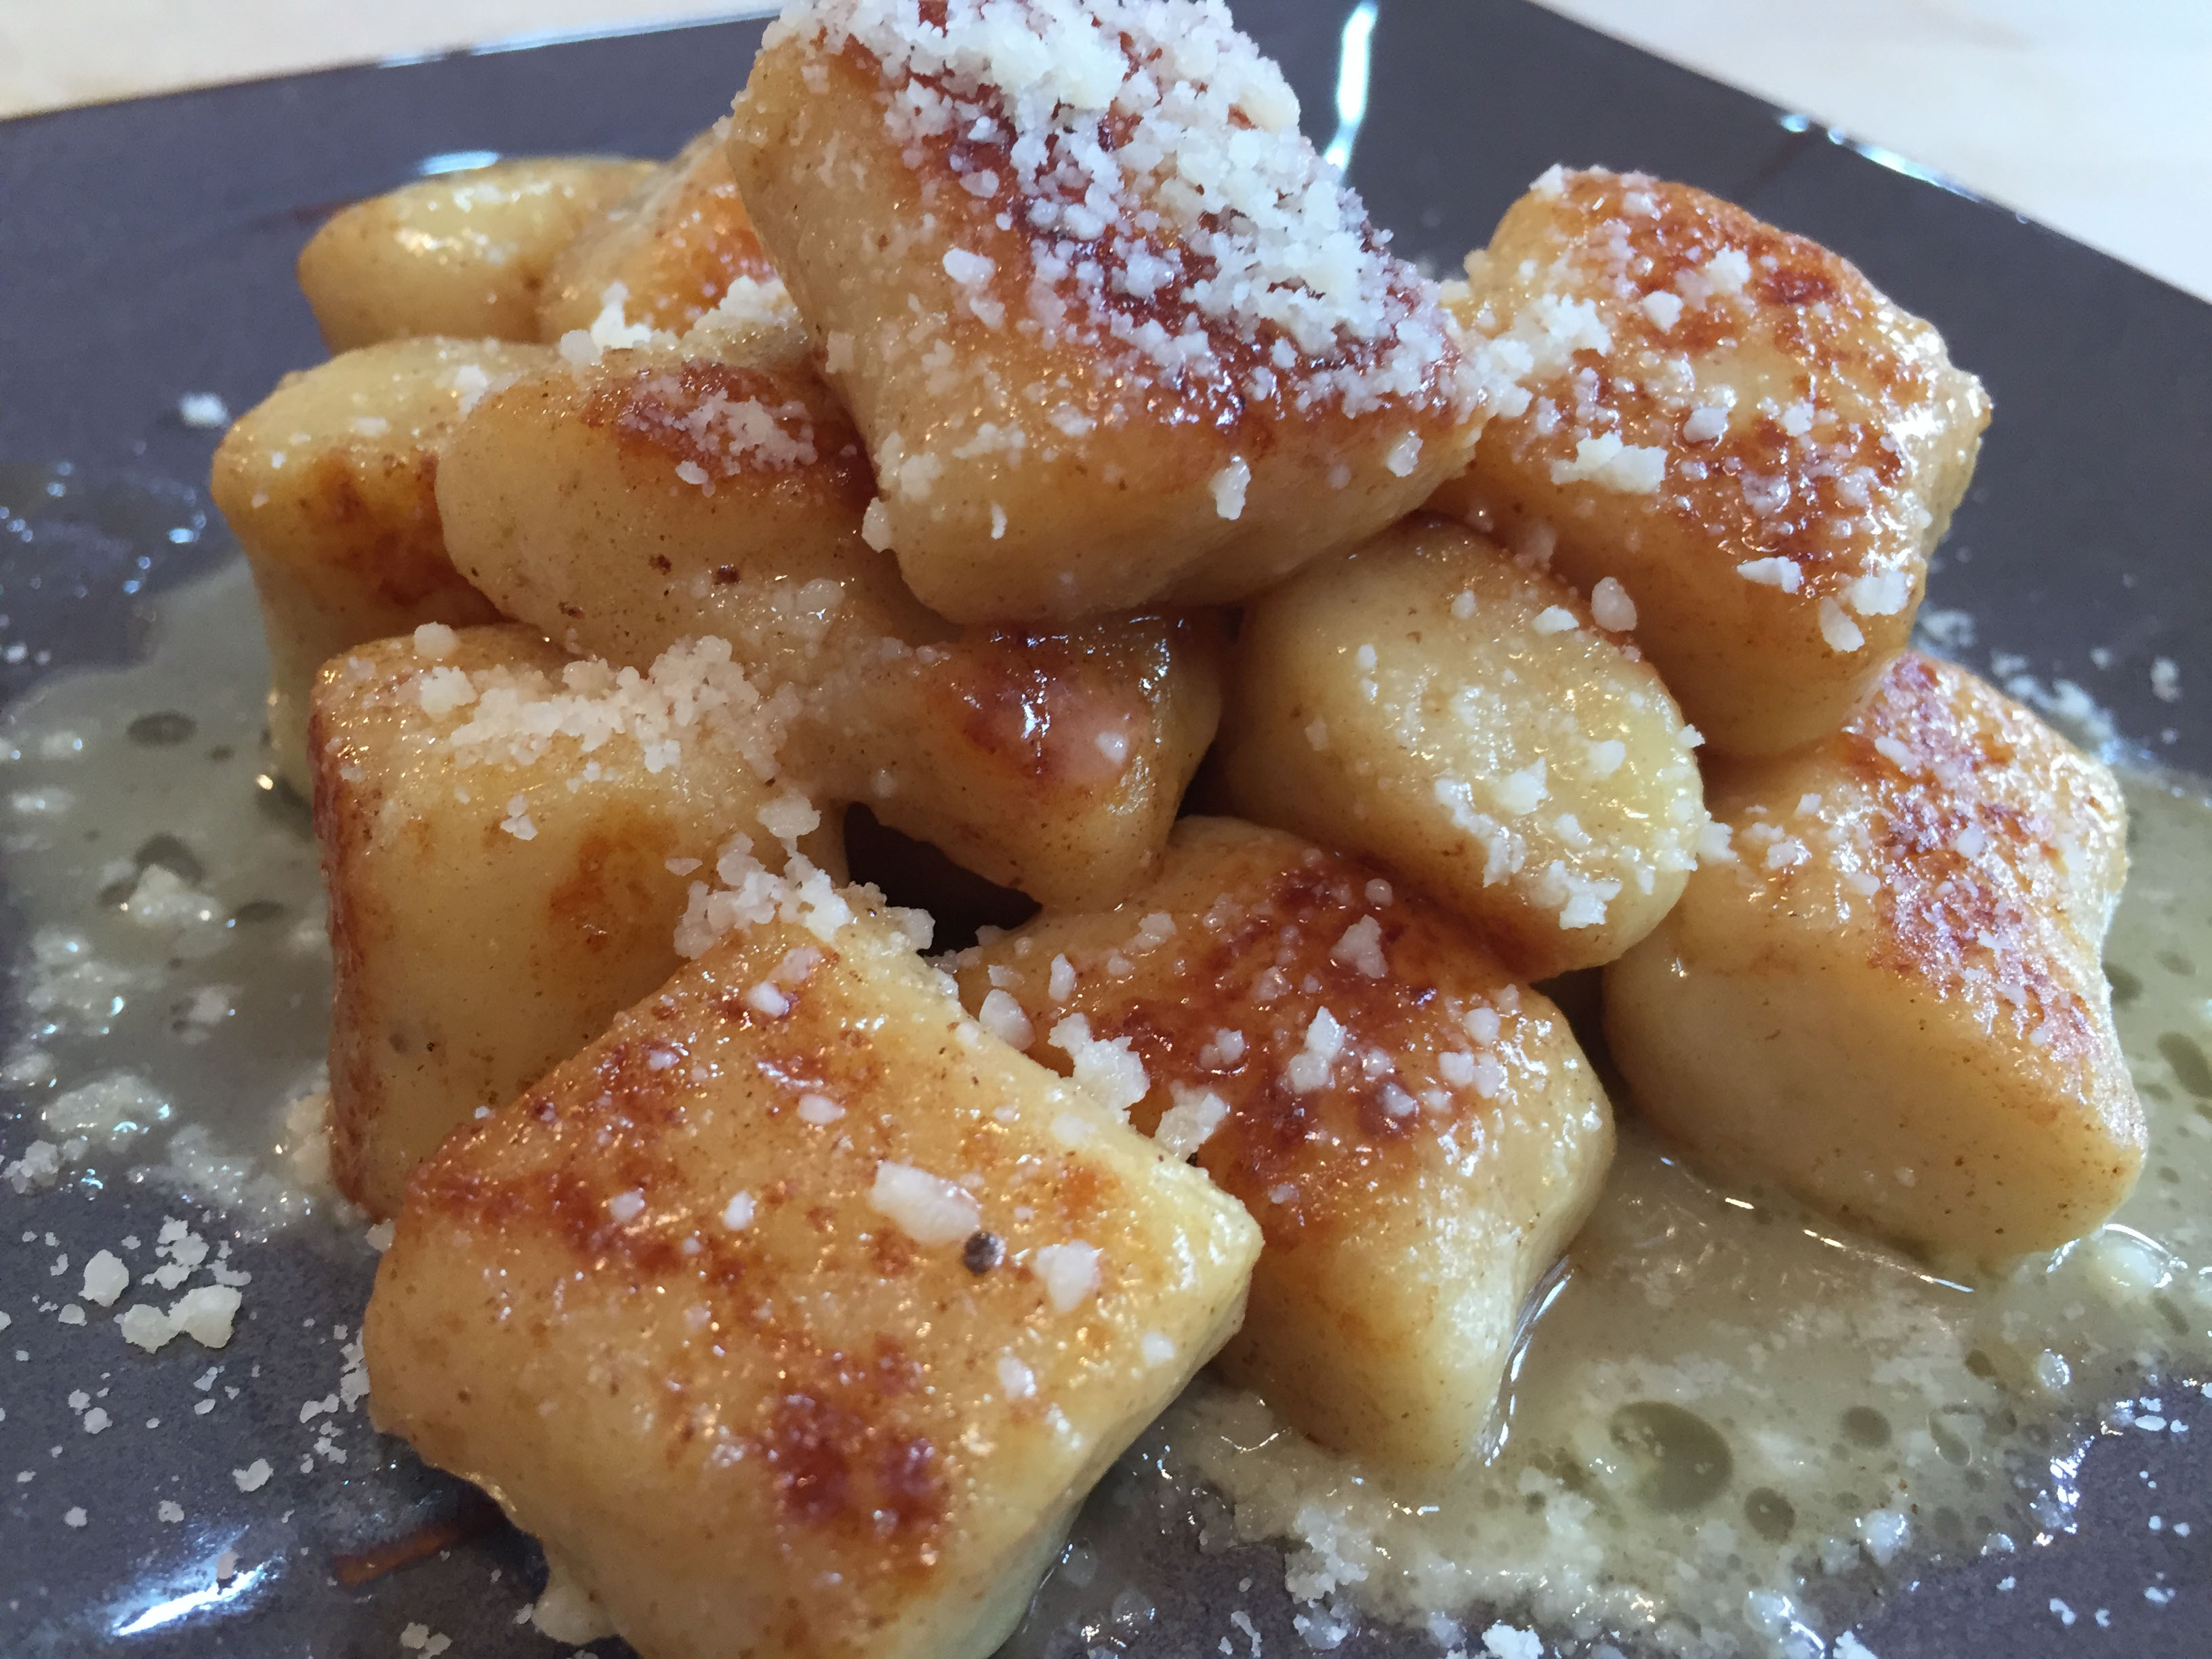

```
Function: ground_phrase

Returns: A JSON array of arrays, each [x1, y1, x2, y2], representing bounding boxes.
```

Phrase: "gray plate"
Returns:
[[1, 3, 2207, 1655]]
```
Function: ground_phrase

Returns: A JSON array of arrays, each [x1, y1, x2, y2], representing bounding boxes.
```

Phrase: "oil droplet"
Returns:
[[1743, 1487, 1795, 1542], [127, 710, 197, 746], [1928, 1414, 1972, 1466], [2156, 1031, 2212, 1098], [1607, 1401, 1733, 1513], [1840, 1406, 1891, 1448], [134, 832, 205, 884]]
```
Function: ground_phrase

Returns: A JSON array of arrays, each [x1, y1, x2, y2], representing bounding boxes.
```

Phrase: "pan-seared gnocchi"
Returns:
[[312, 624, 836, 1218], [366, 901, 1259, 1659], [437, 329, 1223, 909], [213, 7, 2151, 1653], [947, 818, 1613, 1469], [211, 335, 553, 793], [537, 119, 786, 341], [297, 157, 653, 351], [726, 1, 1483, 623], [1430, 168, 1989, 756], [1221, 514, 1704, 979], [1605, 653, 2138, 1257]]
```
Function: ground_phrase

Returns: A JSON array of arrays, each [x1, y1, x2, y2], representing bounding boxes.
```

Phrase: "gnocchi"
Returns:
[[726, 6, 1483, 623], [1605, 653, 2139, 1256], [367, 902, 1258, 1659], [1221, 514, 1704, 978], [313, 624, 832, 1218], [185, 5, 2140, 1654], [1431, 169, 1989, 756], [298, 157, 653, 351], [211, 336, 549, 792], [947, 818, 1614, 1469], [435, 328, 1223, 907]]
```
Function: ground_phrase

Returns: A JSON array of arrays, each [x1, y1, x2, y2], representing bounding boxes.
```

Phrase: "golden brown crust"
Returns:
[[1432, 169, 1990, 755], [728, 32, 1482, 623], [538, 123, 779, 340], [948, 816, 1613, 1468], [438, 340, 1225, 909], [1606, 651, 2139, 1256], [1824, 653, 2124, 1077], [962, 824, 1538, 1239], [367, 909, 1258, 1656], [312, 625, 808, 1217]]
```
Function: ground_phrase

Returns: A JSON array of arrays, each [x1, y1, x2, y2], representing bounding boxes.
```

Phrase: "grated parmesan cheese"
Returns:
[[766, 0, 1473, 416], [867, 1160, 981, 1245]]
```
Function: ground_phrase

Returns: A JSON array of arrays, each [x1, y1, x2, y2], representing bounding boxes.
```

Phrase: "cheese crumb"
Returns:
[[1285, 1008, 1345, 1092], [861, 497, 895, 550], [1481, 1624, 1544, 1659], [868, 1162, 981, 1246], [1048, 1014, 1149, 1118], [177, 392, 230, 428], [1550, 432, 1664, 492], [1818, 596, 1867, 653], [1153, 1084, 1231, 1160], [1738, 556, 1803, 592], [1033, 1240, 1102, 1313], [411, 622, 459, 661], [1532, 606, 1578, 636], [119, 1284, 243, 1352], [1589, 576, 1637, 632], [79, 1250, 129, 1308], [232, 1458, 272, 1493], [1330, 916, 1387, 978], [978, 988, 1035, 1049], [1847, 568, 1912, 616], [1210, 457, 1251, 520]]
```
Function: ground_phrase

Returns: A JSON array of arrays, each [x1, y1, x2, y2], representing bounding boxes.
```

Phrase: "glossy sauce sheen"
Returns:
[[4, 552, 2208, 1657]]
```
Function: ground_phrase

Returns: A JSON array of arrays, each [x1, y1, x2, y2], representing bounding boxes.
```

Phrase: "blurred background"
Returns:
[[1, 0, 2207, 303]]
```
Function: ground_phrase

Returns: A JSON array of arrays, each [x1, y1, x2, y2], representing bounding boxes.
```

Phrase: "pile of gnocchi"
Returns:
[[208, 1, 2140, 1654]]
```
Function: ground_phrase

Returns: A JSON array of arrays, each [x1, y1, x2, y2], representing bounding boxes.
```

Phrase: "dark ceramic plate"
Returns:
[[1, 3, 2207, 1655]]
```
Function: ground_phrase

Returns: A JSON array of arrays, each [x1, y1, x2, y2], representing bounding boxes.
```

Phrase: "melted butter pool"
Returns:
[[1, 556, 340, 1230], [1111, 775, 2212, 1656], [4, 523, 2207, 1656]]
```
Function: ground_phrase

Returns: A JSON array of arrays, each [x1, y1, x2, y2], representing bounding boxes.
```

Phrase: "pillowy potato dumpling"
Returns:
[[366, 901, 1258, 1659], [947, 818, 1614, 1469], [211, 336, 552, 792], [1605, 653, 2139, 1258], [537, 119, 787, 342], [298, 157, 653, 351], [1431, 167, 1989, 756], [1221, 514, 1704, 979], [727, 0, 1484, 623], [313, 624, 833, 1218], [438, 331, 1223, 909]]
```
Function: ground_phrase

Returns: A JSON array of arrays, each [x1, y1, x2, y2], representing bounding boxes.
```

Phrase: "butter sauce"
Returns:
[[3, 527, 2207, 1656], [1016, 775, 2212, 1656]]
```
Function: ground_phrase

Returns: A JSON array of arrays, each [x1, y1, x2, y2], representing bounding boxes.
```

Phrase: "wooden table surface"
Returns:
[[2, 0, 2207, 304]]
